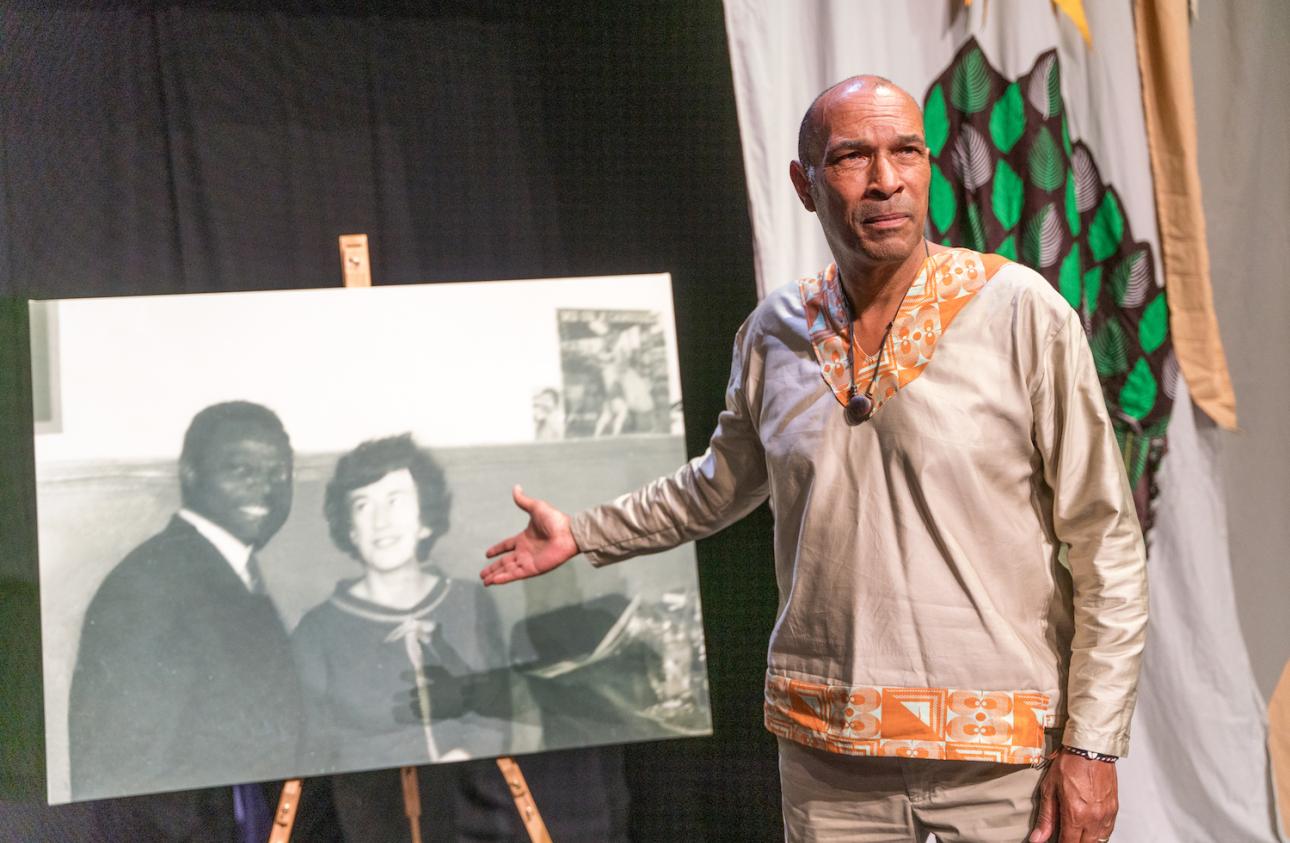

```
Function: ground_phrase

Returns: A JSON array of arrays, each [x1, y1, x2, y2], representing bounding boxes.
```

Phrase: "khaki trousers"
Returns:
[[778, 738, 1050, 842]]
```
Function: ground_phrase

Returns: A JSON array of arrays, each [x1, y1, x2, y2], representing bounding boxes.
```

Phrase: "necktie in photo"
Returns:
[[245, 554, 266, 595]]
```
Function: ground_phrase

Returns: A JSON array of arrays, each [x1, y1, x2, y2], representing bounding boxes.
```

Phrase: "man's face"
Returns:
[[182, 422, 293, 548], [792, 83, 931, 268], [532, 392, 557, 424]]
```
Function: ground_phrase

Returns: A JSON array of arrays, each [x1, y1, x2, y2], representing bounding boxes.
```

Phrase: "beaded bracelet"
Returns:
[[1061, 744, 1118, 763]]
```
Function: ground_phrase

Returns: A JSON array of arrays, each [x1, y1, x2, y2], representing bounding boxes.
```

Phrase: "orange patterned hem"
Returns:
[[764, 674, 1057, 766]]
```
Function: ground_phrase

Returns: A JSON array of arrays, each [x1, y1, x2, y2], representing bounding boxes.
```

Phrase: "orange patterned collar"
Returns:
[[798, 248, 1010, 415]]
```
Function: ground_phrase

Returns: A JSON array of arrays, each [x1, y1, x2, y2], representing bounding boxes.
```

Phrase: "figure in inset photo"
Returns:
[[557, 308, 674, 438], [531, 387, 565, 441]]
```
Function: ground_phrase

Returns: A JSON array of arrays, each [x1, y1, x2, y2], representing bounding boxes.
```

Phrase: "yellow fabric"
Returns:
[[1134, 0, 1238, 429], [961, 0, 1089, 45], [571, 255, 1148, 759], [1270, 661, 1290, 839], [1052, 0, 1092, 45]]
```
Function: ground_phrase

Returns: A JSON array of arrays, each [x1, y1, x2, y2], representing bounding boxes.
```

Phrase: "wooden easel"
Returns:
[[267, 234, 552, 843]]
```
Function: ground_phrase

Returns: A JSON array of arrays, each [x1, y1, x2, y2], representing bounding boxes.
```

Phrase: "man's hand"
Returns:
[[481, 486, 578, 586], [1028, 750, 1118, 842]]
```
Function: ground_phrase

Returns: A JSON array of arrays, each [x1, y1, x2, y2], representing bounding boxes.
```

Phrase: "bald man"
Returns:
[[483, 77, 1146, 843]]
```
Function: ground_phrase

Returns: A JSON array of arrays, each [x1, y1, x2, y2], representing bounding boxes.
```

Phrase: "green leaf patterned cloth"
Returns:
[[924, 39, 1174, 530]]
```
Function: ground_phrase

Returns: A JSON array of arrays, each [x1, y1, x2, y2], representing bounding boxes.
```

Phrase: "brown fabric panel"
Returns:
[[1133, 0, 1238, 429], [1270, 660, 1290, 838]]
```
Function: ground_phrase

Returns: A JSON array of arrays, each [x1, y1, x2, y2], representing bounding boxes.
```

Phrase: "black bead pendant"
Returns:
[[844, 392, 873, 426]]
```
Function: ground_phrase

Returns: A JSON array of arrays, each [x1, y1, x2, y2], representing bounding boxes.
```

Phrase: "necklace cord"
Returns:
[[845, 240, 939, 404]]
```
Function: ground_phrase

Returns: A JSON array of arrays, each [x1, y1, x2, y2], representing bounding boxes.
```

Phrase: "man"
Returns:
[[532, 387, 566, 440], [69, 401, 303, 837], [483, 76, 1146, 842]]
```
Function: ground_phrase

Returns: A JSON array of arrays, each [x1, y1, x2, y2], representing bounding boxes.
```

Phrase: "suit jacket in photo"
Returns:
[[68, 516, 303, 805]]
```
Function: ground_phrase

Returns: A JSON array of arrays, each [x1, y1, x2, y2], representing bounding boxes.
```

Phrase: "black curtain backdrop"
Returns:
[[0, 1, 781, 840]]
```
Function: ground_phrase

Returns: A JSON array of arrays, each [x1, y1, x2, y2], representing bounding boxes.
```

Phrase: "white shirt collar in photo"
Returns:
[[178, 508, 256, 591]]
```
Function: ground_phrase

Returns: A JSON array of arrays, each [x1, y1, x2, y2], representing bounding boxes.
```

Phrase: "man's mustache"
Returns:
[[855, 203, 914, 221]]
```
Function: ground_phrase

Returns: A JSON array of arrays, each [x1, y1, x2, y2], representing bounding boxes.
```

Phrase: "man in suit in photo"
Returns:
[[68, 401, 304, 839]]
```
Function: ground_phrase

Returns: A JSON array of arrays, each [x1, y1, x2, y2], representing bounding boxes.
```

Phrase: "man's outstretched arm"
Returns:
[[482, 315, 770, 585], [481, 485, 580, 586]]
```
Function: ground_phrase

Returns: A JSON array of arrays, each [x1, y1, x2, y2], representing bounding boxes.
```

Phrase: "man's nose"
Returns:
[[241, 471, 273, 497], [243, 467, 286, 499], [866, 153, 902, 197]]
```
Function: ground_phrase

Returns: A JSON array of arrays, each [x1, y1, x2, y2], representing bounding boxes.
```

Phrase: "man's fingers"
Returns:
[[1076, 820, 1114, 843], [485, 485, 572, 585], [512, 484, 538, 513], [1057, 820, 1082, 843], [1055, 804, 1086, 843], [1028, 788, 1056, 842], [481, 554, 515, 583], [481, 558, 515, 586]]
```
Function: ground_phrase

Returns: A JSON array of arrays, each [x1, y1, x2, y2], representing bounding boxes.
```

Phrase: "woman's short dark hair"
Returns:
[[323, 434, 450, 563]]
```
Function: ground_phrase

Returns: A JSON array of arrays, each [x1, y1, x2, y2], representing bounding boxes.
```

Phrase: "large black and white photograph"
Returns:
[[30, 274, 710, 805]]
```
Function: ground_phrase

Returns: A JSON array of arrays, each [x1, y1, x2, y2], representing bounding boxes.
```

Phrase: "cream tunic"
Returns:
[[571, 250, 1146, 763]]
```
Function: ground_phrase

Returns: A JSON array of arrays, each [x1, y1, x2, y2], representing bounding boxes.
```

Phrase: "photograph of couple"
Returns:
[[29, 277, 709, 804], [68, 407, 514, 800]]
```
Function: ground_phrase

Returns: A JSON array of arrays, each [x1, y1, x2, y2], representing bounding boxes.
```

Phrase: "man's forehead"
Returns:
[[203, 422, 290, 455], [817, 85, 923, 139], [350, 467, 416, 496]]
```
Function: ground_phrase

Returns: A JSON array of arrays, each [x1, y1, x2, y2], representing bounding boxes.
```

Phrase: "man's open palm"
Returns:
[[481, 486, 578, 586]]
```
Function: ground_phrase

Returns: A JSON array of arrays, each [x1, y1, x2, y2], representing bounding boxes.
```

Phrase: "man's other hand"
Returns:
[[1028, 750, 1118, 842], [481, 485, 578, 586]]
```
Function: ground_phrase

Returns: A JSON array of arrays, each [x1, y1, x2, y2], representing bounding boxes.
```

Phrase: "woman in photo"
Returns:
[[291, 433, 511, 775]]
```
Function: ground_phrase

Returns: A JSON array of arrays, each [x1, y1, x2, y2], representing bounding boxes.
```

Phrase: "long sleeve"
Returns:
[[570, 319, 771, 565], [1031, 309, 1149, 757]]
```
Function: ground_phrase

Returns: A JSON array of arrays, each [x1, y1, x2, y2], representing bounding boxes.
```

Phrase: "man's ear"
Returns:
[[789, 160, 817, 212]]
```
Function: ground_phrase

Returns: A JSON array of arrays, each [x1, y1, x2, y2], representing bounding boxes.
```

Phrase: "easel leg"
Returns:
[[269, 770, 424, 843], [496, 756, 553, 843], [268, 779, 303, 843], [401, 766, 425, 843]]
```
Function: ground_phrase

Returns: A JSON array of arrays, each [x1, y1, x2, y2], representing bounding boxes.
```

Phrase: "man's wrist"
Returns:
[[1060, 744, 1118, 763]]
